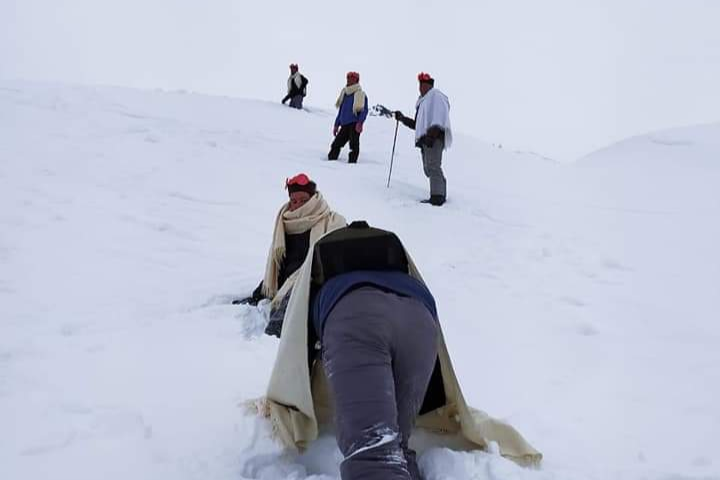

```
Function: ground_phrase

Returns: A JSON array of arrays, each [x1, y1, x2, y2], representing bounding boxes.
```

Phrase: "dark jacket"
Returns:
[[252, 230, 311, 300], [335, 92, 369, 127]]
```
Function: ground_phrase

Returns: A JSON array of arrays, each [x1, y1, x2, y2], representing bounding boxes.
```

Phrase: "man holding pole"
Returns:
[[394, 72, 452, 206]]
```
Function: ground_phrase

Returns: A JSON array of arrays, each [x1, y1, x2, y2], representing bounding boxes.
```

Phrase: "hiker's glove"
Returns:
[[232, 296, 258, 306], [394, 111, 404, 121]]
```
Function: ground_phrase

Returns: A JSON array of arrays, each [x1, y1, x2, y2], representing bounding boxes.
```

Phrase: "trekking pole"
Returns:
[[386, 119, 399, 188]]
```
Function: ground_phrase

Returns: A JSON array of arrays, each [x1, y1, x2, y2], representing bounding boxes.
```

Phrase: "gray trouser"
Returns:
[[322, 287, 439, 480], [289, 94, 304, 109], [420, 138, 446, 197]]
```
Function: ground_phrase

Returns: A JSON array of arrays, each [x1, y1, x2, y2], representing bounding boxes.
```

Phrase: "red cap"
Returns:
[[417, 72, 434, 83], [346, 71, 360, 81]]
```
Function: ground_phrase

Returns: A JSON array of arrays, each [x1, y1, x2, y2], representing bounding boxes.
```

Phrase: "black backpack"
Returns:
[[311, 221, 409, 288]]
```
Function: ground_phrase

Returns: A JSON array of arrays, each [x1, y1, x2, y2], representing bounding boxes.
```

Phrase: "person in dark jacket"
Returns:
[[256, 222, 543, 478], [328, 71, 369, 164], [309, 225, 440, 480], [394, 72, 453, 206], [281, 64, 308, 109], [234, 173, 346, 337]]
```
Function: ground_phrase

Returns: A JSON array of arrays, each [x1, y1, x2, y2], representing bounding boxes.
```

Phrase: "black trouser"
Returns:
[[329, 123, 360, 162]]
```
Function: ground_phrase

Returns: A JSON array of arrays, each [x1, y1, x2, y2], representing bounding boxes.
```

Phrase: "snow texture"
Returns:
[[1, 81, 719, 480]]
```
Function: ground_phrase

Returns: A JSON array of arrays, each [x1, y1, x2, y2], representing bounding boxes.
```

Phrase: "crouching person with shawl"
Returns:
[[233, 173, 346, 337], [248, 221, 542, 480]]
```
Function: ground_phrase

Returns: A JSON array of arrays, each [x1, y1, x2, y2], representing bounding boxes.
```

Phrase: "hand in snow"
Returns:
[[355, 122, 363, 134], [232, 296, 259, 306]]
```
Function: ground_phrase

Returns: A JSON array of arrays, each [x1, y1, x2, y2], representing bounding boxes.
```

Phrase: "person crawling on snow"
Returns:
[[250, 222, 542, 480]]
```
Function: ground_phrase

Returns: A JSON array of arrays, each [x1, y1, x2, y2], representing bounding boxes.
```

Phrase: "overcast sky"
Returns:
[[2, 0, 719, 160]]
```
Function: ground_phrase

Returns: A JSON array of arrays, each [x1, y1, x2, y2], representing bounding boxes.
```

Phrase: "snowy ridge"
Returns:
[[1, 81, 719, 480], [580, 122, 720, 168]]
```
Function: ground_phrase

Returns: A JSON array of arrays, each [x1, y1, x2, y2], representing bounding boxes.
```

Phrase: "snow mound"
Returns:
[[579, 122, 720, 169]]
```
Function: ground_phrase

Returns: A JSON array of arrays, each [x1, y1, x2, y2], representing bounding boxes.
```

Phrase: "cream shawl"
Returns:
[[250, 231, 543, 467], [260, 192, 346, 302], [287, 72, 303, 94], [335, 84, 366, 115]]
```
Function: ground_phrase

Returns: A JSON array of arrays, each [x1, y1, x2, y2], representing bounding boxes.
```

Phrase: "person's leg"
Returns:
[[390, 296, 439, 480], [420, 146, 433, 202], [329, 125, 351, 160], [290, 95, 303, 109], [348, 124, 360, 163], [420, 147, 431, 180], [322, 287, 412, 480], [424, 139, 446, 202]]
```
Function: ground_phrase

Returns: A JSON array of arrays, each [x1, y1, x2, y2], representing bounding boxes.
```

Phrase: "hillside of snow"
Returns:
[[1, 81, 719, 480]]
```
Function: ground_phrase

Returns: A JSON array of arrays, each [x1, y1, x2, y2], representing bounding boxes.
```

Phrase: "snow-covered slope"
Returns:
[[1, 81, 718, 480]]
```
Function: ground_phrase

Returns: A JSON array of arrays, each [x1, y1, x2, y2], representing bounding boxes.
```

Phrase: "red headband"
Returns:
[[286, 173, 310, 188]]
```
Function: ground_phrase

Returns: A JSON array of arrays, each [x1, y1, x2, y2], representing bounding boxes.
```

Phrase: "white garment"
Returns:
[[415, 88, 453, 149], [287, 72, 304, 94]]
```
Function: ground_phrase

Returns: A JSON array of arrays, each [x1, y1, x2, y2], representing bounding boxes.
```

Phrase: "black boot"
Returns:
[[348, 151, 359, 164], [429, 195, 446, 206], [420, 195, 446, 206]]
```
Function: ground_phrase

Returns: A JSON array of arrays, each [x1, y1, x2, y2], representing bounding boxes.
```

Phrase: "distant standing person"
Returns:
[[282, 63, 308, 109], [328, 71, 368, 164], [395, 73, 453, 206]]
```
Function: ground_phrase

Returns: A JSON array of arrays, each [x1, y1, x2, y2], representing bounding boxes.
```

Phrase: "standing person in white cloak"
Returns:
[[395, 72, 452, 206], [233, 173, 346, 337], [248, 221, 542, 480]]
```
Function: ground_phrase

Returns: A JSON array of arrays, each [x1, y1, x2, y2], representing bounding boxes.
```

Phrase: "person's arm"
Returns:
[[394, 111, 416, 129], [232, 281, 266, 305], [358, 96, 369, 124]]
